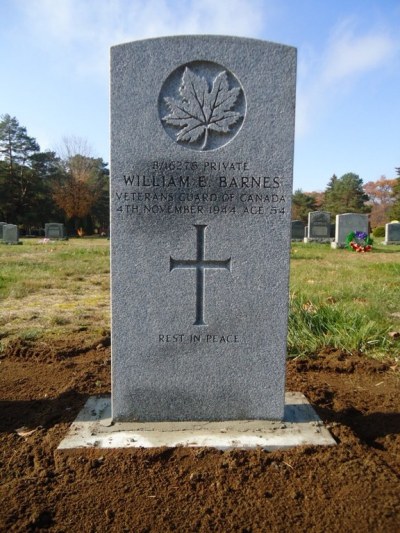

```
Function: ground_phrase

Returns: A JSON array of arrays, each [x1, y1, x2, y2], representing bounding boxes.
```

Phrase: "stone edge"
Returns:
[[57, 393, 336, 451]]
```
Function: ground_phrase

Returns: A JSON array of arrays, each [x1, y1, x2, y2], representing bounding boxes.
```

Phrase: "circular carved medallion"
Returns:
[[159, 61, 246, 151]]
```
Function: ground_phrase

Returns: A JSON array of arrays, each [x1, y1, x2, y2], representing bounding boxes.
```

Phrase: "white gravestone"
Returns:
[[383, 222, 400, 245], [331, 213, 369, 248]]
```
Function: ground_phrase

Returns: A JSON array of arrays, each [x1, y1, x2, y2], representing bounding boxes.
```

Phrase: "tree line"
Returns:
[[292, 170, 400, 227], [0, 114, 109, 235], [1, 114, 399, 234]]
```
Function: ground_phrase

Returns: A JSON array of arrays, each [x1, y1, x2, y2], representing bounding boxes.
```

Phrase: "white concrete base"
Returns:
[[57, 393, 336, 451]]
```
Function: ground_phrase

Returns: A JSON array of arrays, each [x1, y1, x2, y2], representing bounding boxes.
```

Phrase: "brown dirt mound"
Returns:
[[1, 334, 110, 362], [0, 338, 399, 532]]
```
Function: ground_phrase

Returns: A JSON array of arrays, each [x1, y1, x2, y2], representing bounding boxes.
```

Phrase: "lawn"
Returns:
[[1, 237, 399, 359], [0, 238, 110, 346], [289, 242, 400, 358]]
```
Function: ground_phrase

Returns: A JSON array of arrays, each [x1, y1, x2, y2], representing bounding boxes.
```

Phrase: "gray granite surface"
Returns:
[[111, 35, 296, 422], [332, 213, 369, 248], [2, 224, 19, 244], [384, 222, 400, 244], [305, 211, 331, 241], [45, 223, 66, 240], [291, 220, 304, 240]]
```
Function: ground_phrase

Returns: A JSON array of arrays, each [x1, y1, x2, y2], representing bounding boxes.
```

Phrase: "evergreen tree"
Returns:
[[291, 189, 317, 223], [323, 172, 370, 216], [0, 114, 40, 222], [29, 151, 65, 227]]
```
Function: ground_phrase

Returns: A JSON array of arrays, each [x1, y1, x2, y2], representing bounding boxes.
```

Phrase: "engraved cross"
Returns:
[[170, 225, 231, 326]]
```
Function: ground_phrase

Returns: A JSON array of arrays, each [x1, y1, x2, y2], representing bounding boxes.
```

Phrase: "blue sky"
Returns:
[[1, 0, 399, 191]]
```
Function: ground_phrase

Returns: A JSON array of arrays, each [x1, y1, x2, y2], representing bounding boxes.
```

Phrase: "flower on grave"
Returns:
[[345, 230, 373, 253]]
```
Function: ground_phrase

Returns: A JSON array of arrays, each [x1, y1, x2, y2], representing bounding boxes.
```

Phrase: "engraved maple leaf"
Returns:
[[163, 67, 242, 150]]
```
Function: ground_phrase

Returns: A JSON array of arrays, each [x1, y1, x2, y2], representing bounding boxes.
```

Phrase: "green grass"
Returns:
[[0, 238, 399, 360], [0, 238, 110, 349], [289, 242, 400, 359]]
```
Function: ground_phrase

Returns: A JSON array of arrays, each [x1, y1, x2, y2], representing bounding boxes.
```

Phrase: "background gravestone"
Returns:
[[383, 222, 400, 245], [111, 35, 296, 422], [45, 223, 67, 240], [304, 211, 331, 242], [291, 220, 304, 241], [2, 224, 20, 244], [0, 222, 6, 239], [332, 213, 369, 248]]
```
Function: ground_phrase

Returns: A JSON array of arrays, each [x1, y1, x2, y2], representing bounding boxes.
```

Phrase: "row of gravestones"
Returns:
[[0, 222, 67, 244], [291, 212, 400, 246]]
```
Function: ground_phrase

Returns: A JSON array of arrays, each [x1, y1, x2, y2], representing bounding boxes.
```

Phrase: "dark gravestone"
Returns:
[[45, 223, 67, 240], [0, 222, 6, 239], [304, 211, 331, 242], [111, 35, 296, 422], [291, 220, 304, 240]]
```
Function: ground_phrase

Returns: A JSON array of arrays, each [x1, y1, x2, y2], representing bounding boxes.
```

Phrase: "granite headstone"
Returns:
[[45, 223, 67, 240], [111, 35, 296, 422], [0, 222, 6, 239], [304, 211, 331, 242], [2, 224, 20, 244], [291, 220, 304, 240], [383, 222, 400, 245], [332, 213, 369, 248]]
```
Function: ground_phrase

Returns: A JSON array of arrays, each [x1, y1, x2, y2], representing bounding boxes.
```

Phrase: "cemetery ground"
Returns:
[[1, 239, 399, 532]]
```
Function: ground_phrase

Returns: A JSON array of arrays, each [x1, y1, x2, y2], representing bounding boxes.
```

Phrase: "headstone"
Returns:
[[45, 223, 67, 240], [2, 224, 20, 244], [304, 225, 308, 238], [291, 220, 304, 241], [0, 222, 6, 239], [111, 35, 296, 422], [304, 211, 332, 242], [331, 213, 369, 248], [383, 222, 400, 245]]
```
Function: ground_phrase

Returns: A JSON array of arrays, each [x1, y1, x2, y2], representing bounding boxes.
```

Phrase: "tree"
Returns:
[[291, 189, 317, 223], [389, 167, 400, 220], [52, 141, 109, 233], [28, 151, 65, 227], [0, 114, 42, 223], [0, 114, 39, 169], [323, 173, 370, 216], [0, 117, 109, 232], [363, 176, 397, 227]]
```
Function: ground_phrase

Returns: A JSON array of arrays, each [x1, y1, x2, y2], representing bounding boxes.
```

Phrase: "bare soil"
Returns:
[[0, 337, 399, 532]]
